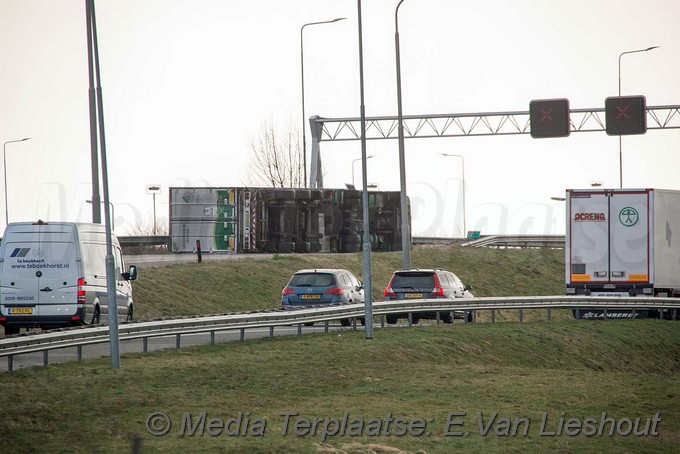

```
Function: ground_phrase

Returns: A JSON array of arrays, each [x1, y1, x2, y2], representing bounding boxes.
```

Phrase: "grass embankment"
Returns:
[[1, 321, 679, 453], [132, 244, 565, 320]]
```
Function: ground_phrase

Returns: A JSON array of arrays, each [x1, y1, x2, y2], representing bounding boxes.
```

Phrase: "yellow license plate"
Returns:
[[301, 294, 321, 300], [9, 307, 33, 314], [405, 293, 423, 299]]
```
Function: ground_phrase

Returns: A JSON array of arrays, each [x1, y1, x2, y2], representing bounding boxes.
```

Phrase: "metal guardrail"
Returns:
[[461, 235, 565, 248], [1, 296, 678, 371]]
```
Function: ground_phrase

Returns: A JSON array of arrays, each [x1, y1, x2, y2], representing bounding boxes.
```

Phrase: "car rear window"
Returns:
[[289, 273, 335, 287], [392, 272, 435, 289]]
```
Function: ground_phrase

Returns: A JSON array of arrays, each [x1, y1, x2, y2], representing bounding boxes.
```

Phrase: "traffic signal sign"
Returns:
[[529, 98, 570, 138], [605, 95, 647, 135]]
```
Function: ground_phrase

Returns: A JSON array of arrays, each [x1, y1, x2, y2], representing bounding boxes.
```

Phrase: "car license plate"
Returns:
[[301, 294, 321, 300], [9, 307, 33, 314], [405, 293, 423, 299]]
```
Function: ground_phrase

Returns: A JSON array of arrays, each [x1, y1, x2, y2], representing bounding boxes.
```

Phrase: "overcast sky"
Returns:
[[1, 0, 678, 237]]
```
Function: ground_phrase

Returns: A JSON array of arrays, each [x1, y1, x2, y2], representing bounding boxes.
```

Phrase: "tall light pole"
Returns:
[[395, 0, 410, 269], [301, 17, 346, 188], [617, 45, 659, 188], [3, 138, 30, 226], [352, 155, 373, 188], [441, 153, 466, 238], [86, 199, 115, 230]]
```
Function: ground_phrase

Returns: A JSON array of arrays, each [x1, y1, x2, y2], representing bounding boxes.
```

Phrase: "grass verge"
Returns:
[[1, 320, 678, 453]]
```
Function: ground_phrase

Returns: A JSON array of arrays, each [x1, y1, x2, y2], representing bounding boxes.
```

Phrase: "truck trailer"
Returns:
[[565, 188, 680, 319], [169, 187, 407, 254]]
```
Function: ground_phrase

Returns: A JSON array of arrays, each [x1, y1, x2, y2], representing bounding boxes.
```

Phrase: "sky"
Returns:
[[1, 0, 679, 238]]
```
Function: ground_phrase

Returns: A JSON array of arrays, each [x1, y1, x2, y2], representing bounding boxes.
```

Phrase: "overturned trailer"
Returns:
[[169, 187, 408, 253]]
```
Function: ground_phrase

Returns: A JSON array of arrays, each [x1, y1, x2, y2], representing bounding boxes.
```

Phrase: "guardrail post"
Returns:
[[324, 320, 329, 333], [380, 315, 385, 328], [196, 240, 202, 263], [546, 308, 551, 321], [43, 350, 49, 366], [176, 334, 181, 349], [143, 338, 148, 353], [408, 313, 413, 327], [210, 331, 215, 346], [8, 355, 13, 372], [603, 308, 608, 320], [268, 327, 274, 338], [297, 324, 302, 336], [241, 328, 246, 341], [491, 309, 496, 323], [632, 308, 636, 319], [436, 312, 440, 324], [575, 308, 580, 319], [519, 309, 524, 323], [77, 345, 83, 362]]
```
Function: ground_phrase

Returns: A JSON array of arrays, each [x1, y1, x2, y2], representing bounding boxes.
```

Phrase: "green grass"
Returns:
[[133, 244, 566, 320], [1, 321, 678, 453], [2, 246, 679, 453]]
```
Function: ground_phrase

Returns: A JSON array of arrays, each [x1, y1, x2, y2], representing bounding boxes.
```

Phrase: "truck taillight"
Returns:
[[77, 277, 86, 304], [324, 287, 344, 295], [282, 287, 295, 296], [431, 274, 445, 297]]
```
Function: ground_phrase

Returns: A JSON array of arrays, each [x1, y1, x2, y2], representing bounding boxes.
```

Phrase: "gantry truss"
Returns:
[[308, 105, 680, 188]]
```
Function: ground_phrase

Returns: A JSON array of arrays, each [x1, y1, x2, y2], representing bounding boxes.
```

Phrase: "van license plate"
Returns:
[[301, 294, 321, 300], [405, 293, 423, 299], [9, 307, 33, 314]]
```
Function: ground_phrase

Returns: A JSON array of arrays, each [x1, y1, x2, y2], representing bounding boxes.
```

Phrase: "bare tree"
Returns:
[[246, 120, 303, 188]]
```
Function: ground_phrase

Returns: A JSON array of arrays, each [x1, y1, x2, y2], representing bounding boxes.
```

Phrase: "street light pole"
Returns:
[[441, 153, 466, 238], [301, 17, 346, 188], [617, 45, 659, 188], [352, 155, 373, 188], [3, 137, 30, 226], [395, 0, 410, 269]]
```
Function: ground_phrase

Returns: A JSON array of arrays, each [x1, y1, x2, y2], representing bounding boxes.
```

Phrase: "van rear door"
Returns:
[[1, 225, 80, 321]]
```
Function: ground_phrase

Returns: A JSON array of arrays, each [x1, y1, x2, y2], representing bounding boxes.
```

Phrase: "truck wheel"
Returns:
[[126, 305, 134, 322], [340, 318, 351, 327], [92, 305, 101, 325], [441, 312, 453, 324], [465, 311, 476, 323], [386, 315, 398, 325]]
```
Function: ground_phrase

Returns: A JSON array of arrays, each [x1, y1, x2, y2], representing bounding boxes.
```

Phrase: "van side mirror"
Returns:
[[123, 264, 138, 281], [464, 284, 472, 291]]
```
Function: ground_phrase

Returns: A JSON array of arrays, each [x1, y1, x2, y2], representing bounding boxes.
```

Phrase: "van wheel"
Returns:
[[386, 315, 398, 325], [126, 305, 134, 322], [4, 325, 20, 336], [340, 318, 351, 327], [92, 306, 101, 325]]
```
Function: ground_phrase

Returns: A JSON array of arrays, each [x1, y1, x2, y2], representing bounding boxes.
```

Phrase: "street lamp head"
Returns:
[[332, 17, 347, 22], [646, 45, 660, 51]]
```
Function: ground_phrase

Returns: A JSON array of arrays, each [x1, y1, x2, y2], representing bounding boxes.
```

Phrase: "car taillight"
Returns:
[[282, 287, 295, 296], [431, 274, 445, 297], [77, 277, 86, 304], [384, 275, 396, 297], [324, 287, 344, 295]]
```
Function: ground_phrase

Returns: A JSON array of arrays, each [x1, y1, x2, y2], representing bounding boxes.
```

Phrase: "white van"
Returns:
[[0, 221, 138, 335]]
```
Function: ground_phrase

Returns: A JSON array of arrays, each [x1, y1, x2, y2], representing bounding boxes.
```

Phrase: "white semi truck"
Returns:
[[565, 188, 680, 319]]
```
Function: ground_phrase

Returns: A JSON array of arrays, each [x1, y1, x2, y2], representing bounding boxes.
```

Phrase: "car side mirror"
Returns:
[[357, 283, 364, 291], [123, 264, 138, 281], [464, 284, 472, 291]]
